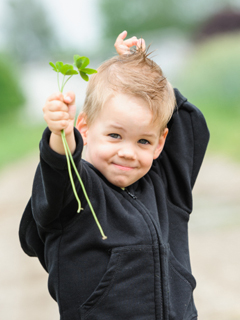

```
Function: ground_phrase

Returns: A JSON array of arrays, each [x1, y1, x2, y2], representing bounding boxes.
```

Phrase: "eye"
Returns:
[[109, 133, 121, 139], [138, 139, 150, 145]]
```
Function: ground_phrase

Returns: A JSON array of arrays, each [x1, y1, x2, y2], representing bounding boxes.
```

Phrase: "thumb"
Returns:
[[63, 91, 76, 106], [68, 104, 76, 121]]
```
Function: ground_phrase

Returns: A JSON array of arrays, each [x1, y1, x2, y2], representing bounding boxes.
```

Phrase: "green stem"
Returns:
[[61, 130, 82, 213], [58, 70, 107, 240], [61, 75, 65, 93], [63, 133, 107, 240], [62, 75, 74, 89], [57, 72, 61, 92]]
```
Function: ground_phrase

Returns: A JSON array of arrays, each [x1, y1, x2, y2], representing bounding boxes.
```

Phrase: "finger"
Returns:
[[48, 119, 69, 134], [46, 100, 68, 112], [63, 91, 76, 105], [123, 37, 138, 47], [48, 111, 70, 121], [117, 45, 130, 55], [114, 30, 128, 50], [115, 30, 127, 43], [137, 38, 146, 51], [47, 92, 64, 103], [68, 104, 76, 121]]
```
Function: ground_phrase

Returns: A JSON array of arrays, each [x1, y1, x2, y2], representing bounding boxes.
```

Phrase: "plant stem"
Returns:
[[57, 72, 60, 92], [61, 130, 82, 213], [64, 138, 107, 240], [56, 64, 107, 240], [63, 75, 74, 89], [61, 75, 65, 93]]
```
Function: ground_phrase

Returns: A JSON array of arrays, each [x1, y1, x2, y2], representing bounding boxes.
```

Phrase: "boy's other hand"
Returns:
[[43, 91, 76, 137], [114, 30, 146, 55]]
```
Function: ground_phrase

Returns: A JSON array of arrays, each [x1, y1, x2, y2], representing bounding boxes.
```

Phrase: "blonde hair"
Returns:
[[82, 48, 176, 133]]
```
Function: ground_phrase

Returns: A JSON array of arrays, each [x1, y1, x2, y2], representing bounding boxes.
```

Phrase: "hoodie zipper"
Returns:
[[122, 186, 164, 319], [125, 188, 137, 200]]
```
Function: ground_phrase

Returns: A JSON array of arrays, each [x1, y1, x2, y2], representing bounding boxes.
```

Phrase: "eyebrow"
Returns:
[[141, 133, 158, 138], [109, 123, 126, 131]]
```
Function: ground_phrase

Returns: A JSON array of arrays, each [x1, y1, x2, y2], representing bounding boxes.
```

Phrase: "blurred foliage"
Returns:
[[100, 0, 197, 39], [173, 32, 240, 161], [0, 54, 25, 114], [0, 115, 45, 170], [99, 0, 240, 40], [5, 0, 60, 62]]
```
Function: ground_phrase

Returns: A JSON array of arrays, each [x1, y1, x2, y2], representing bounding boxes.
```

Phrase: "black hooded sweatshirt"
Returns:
[[19, 89, 209, 320]]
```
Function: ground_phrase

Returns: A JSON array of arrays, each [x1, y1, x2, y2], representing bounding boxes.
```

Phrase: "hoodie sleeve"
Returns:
[[158, 88, 210, 212], [30, 127, 83, 229], [19, 127, 84, 261]]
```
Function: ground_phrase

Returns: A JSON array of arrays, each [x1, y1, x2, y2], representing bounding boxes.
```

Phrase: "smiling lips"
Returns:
[[113, 163, 135, 171]]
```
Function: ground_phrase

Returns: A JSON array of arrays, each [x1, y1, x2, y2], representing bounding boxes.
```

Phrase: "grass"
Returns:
[[0, 114, 46, 171], [173, 32, 240, 162]]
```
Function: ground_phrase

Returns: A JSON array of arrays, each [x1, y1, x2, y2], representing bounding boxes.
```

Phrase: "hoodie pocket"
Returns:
[[161, 246, 197, 320], [79, 245, 156, 320]]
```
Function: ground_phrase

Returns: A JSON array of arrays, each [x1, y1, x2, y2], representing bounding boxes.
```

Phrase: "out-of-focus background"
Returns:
[[0, 0, 239, 319]]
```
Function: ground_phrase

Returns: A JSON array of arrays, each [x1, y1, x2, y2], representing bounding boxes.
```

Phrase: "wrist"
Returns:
[[63, 129, 76, 154], [49, 129, 76, 155]]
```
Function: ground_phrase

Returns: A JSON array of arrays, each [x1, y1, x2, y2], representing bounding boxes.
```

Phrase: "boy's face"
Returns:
[[77, 93, 168, 188]]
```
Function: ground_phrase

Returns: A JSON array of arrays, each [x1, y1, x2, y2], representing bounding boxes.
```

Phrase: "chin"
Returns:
[[110, 178, 129, 188]]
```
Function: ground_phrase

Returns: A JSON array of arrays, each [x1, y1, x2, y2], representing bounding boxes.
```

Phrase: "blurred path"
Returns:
[[190, 156, 240, 319], [0, 153, 239, 320], [0, 153, 58, 320]]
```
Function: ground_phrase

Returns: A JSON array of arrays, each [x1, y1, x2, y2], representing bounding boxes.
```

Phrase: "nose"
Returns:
[[118, 144, 136, 160]]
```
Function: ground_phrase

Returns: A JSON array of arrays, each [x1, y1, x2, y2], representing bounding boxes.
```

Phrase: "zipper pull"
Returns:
[[125, 188, 137, 199]]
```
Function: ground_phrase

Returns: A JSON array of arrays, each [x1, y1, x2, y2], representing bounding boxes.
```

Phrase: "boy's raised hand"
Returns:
[[114, 30, 146, 55], [43, 91, 76, 136], [43, 92, 76, 154]]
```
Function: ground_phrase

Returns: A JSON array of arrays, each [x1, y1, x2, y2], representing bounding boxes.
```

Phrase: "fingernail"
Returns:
[[64, 95, 71, 103]]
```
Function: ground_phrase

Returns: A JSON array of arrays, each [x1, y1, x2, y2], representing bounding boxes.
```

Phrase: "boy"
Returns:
[[19, 31, 209, 320]]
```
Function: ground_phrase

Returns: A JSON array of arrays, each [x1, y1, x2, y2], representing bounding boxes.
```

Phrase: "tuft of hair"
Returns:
[[82, 47, 176, 133]]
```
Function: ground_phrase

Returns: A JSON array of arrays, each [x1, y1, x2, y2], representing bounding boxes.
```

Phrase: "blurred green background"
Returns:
[[0, 0, 240, 170]]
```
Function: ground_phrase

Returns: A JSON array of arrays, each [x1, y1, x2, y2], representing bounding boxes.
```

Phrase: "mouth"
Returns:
[[112, 163, 135, 171]]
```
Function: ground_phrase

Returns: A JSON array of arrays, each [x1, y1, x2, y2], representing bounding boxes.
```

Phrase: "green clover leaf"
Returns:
[[49, 62, 58, 72], [55, 61, 63, 71], [81, 68, 97, 75], [74, 55, 83, 69], [73, 55, 97, 82], [80, 71, 89, 81], [74, 55, 90, 70], [80, 57, 90, 69]]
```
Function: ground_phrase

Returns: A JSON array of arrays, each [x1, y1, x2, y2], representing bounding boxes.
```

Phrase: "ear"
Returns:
[[76, 112, 88, 146], [153, 128, 168, 160]]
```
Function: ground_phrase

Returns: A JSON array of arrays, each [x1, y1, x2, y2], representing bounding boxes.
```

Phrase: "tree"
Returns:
[[0, 54, 25, 114], [99, 0, 240, 40], [5, 0, 60, 62]]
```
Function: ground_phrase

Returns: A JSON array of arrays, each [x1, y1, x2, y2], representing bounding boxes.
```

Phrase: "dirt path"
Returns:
[[0, 153, 239, 320]]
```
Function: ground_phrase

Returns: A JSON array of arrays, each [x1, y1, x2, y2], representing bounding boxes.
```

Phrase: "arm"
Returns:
[[159, 89, 210, 212], [31, 91, 84, 229], [19, 126, 84, 262], [114, 33, 209, 211]]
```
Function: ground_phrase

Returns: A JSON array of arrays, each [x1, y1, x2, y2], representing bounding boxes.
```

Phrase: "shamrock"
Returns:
[[49, 56, 106, 240], [74, 55, 97, 81]]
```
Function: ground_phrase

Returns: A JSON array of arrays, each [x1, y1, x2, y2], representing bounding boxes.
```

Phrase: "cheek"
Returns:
[[139, 150, 154, 169], [91, 142, 115, 161]]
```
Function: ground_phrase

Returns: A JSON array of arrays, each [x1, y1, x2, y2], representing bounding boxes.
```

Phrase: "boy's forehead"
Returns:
[[95, 94, 162, 134], [101, 93, 149, 117]]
